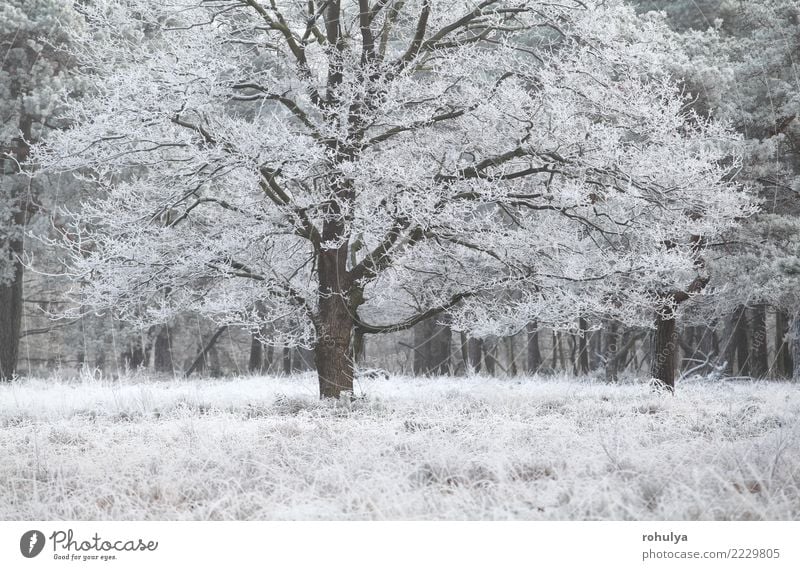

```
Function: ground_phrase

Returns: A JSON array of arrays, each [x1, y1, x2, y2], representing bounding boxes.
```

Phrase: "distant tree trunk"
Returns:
[[525, 321, 542, 375], [282, 346, 292, 375], [483, 336, 498, 375], [0, 228, 23, 380], [291, 347, 303, 373], [748, 304, 768, 378], [733, 306, 750, 376], [296, 346, 315, 371], [0, 117, 31, 382], [576, 317, 589, 375], [248, 333, 264, 373], [718, 311, 737, 376], [679, 325, 714, 375], [432, 321, 451, 376], [413, 318, 434, 375], [775, 309, 792, 378], [603, 320, 620, 382], [589, 329, 602, 371], [459, 332, 468, 373], [184, 326, 227, 377], [792, 312, 800, 382], [650, 309, 677, 391], [466, 337, 482, 374], [264, 345, 274, 373], [696, 325, 715, 373], [413, 317, 451, 376], [506, 336, 518, 376], [153, 325, 173, 373], [352, 328, 365, 366], [123, 338, 149, 370]]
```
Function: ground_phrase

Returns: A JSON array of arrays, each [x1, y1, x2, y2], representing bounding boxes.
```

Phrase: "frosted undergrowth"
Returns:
[[0, 373, 799, 520]]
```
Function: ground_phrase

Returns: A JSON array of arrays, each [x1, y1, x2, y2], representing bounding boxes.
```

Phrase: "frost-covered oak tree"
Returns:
[[38, 0, 753, 397]]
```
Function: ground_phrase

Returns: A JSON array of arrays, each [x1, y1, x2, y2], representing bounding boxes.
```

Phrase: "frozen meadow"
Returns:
[[0, 373, 799, 520]]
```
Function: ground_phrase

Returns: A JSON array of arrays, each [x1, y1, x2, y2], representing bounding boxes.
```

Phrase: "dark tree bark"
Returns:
[[732, 306, 750, 376], [0, 224, 23, 380], [775, 309, 792, 378], [248, 333, 264, 373], [123, 336, 149, 370], [153, 325, 173, 373], [603, 319, 620, 382], [648, 237, 709, 390], [575, 317, 589, 375], [282, 346, 292, 375], [483, 337, 498, 376], [412, 316, 451, 376], [431, 321, 452, 376], [748, 304, 769, 378], [650, 309, 677, 392], [525, 321, 542, 375], [311, 196, 355, 397], [718, 311, 737, 376], [0, 116, 31, 382], [792, 312, 800, 382]]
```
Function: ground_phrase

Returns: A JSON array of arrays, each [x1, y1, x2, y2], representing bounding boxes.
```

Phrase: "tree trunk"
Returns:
[[184, 326, 227, 377], [576, 317, 589, 375], [0, 224, 23, 380], [603, 319, 620, 382], [748, 304, 768, 378], [413, 316, 451, 376], [466, 337, 482, 374], [248, 333, 264, 373], [589, 328, 602, 371], [775, 309, 792, 378], [413, 318, 435, 375], [483, 336, 498, 376], [733, 306, 750, 376], [551, 331, 559, 371], [650, 309, 677, 391], [525, 321, 542, 375], [153, 325, 173, 373], [352, 328, 365, 366], [265, 345, 274, 372], [0, 116, 31, 382], [432, 320, 451, 375], [313, 245, 354, 398], [291, 347, 303, 373], [718, 311, 737, 376], [696, 325, 715, 374], [282, 346, 291, 375], [792, 312, 800, 382], [506, 336, 518, 376]]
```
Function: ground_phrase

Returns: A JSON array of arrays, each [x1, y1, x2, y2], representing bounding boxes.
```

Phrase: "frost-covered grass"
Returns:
[[1, 372, 799, 520]]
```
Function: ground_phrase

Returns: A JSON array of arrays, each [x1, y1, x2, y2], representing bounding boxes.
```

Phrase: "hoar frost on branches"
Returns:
[[36, 0, 754, 397]]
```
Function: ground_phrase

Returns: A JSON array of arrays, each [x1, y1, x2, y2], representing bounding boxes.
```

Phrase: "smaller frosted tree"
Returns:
[[37, 0, 753, 396]]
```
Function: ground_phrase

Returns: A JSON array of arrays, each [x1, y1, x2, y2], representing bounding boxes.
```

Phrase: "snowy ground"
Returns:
[[0, 372, 799, 520]]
